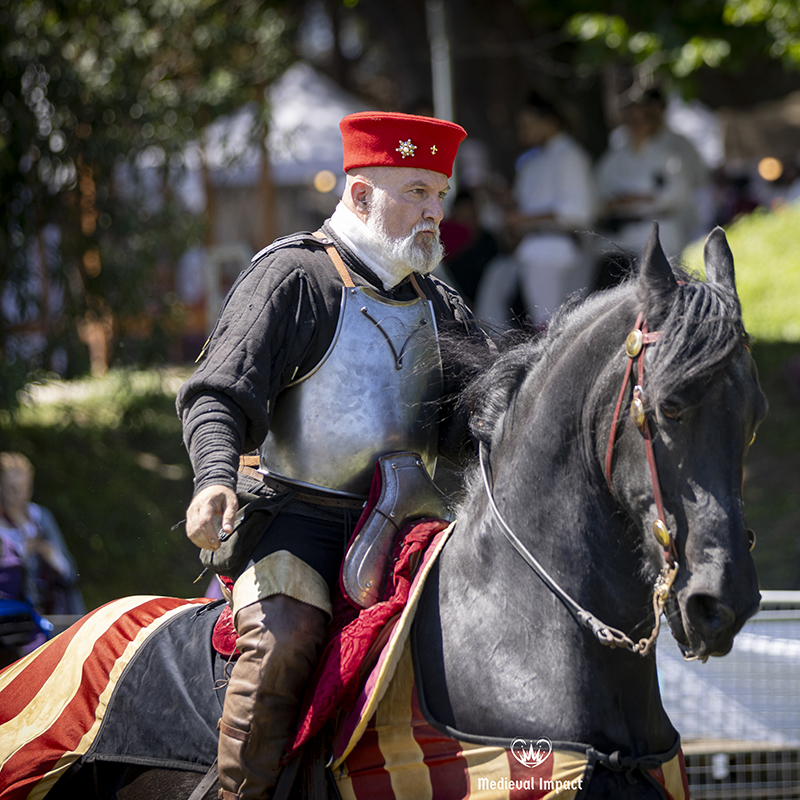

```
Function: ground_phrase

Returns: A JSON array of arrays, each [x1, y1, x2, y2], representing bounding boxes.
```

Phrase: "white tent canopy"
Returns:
[[179, 60, 367, 210], [266, 60, 369, 185]]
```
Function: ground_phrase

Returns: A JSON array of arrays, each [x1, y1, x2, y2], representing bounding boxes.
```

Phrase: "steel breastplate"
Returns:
[[259, 283, 443, 498]]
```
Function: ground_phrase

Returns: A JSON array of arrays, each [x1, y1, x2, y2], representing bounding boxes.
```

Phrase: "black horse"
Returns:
[[410, 224, 766, 796], [5, 226, 766, 799]]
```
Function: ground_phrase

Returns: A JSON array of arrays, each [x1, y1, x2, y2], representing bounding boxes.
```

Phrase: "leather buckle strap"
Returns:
[[238, 457, 365, 510], [218, 719, 248, 743]]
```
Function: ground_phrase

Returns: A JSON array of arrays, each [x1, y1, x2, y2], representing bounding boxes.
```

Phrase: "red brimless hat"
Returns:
[[340, 111, 467, 178]]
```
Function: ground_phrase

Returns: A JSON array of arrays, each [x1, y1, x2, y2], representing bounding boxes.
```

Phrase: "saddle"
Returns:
[[210, 518, 453, 733]]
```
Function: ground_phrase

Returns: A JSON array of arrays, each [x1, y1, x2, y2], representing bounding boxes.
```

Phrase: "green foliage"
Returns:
[[683, 203, 800, 342], [0, 0, 294, 394], [0, 368, 205, 610], [724, 0, 800, 65], [519, 0, 800, 93]]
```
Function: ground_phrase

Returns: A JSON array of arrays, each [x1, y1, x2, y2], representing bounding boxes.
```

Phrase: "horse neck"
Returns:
[[471, 352, 653, 642], [442, 466, 675, 757]]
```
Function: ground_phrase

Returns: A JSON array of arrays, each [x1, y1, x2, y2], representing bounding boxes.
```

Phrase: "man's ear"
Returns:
[[348, 178, 372, 219]]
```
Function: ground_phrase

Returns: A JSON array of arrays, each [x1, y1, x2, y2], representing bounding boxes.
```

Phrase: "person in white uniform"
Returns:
[[475, 92, 596, 327], [595, 89, 704, 263]]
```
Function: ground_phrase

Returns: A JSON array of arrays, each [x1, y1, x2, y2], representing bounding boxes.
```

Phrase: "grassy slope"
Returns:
[[741, 342, 800, 589], [684, 202, 800, 590], [684, 203, 800, 343]]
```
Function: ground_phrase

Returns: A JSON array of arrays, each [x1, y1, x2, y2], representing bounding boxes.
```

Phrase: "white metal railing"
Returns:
[[658, 591, 800, 798]]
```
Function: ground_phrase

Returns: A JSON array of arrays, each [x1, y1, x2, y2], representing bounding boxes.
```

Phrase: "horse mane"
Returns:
[[641, 268, 746, 400], [443, 260, 746, 447], [438, 282, 625, 445]]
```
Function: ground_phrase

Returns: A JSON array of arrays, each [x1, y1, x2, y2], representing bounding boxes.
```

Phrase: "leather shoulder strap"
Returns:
[[313, 231, 355, 288], [251, 231, 327, 264], [409, 272, 428, 300], [312, 229, 428, 299]]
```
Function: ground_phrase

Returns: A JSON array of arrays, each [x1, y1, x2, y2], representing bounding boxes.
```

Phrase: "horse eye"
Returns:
[[660, 401, 682, 421]]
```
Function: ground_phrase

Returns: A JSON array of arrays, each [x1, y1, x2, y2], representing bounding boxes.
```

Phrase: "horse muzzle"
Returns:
[[666, 578, 760, 661]]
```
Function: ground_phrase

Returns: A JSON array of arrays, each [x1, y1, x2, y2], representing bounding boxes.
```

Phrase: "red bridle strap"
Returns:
[[604, 313, 677, 566], [480, 310, 681, 655], [606, 313, 656, 490]]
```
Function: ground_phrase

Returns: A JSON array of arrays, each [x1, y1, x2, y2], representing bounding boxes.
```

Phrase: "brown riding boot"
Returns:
[[217, 594, 327, 800]]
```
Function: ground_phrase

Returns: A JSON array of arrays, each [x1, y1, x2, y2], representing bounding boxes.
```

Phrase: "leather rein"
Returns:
[[480, 312, 679, 656]]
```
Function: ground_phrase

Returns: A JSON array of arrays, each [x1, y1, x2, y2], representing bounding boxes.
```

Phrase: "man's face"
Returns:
[[370, 167, 449, 238], [623, 103, 663, 139], [517, 108, 551, 148], [364, 167, 450, 273]]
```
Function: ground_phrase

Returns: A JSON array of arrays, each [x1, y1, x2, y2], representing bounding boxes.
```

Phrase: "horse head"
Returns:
[[609, 224, 767, 661]]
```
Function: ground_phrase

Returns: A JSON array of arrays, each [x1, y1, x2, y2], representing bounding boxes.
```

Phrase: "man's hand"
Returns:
[[185, 485, 239, 551]]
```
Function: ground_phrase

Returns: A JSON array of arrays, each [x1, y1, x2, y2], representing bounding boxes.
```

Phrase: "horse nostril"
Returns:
[[686, 594, 736, 636]]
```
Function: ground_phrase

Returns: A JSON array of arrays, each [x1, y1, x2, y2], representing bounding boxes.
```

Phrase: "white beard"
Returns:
[[363, 188, 444, 278]]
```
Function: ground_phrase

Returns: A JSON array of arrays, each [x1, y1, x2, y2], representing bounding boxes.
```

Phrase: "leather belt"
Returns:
[[238, 456, 365, 510]]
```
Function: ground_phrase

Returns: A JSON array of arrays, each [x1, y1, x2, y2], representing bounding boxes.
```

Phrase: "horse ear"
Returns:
[[703, 226, 737, 292], [638, 222, 678, 302]]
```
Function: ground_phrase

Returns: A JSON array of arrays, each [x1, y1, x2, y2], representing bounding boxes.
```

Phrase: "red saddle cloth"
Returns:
[[290, 517, 449, 756], [211, 582, 237, 657]]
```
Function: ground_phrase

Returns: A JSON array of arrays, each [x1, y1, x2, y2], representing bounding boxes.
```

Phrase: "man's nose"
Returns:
[[424, 197, 444, 225]]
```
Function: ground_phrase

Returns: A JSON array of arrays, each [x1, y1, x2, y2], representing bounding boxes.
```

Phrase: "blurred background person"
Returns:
[[475, 91, 596, 327], [0, 511, 52, 667], [0, 452, 85, 617], [0, 513, 43, 668], [437, 189, 499, 308], [0, 455, 54, 667], [594, 88, 707, 286], [0, 488, 35, 611]]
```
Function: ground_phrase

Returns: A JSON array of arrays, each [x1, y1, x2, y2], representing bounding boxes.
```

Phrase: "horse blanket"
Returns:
[[330, 636, 688, 800], [0, 595, 224, 800], [0, 519, 452, 800]]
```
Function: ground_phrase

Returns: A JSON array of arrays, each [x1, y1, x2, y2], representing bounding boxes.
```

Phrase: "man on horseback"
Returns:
[[177, 111, 474, 800]]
